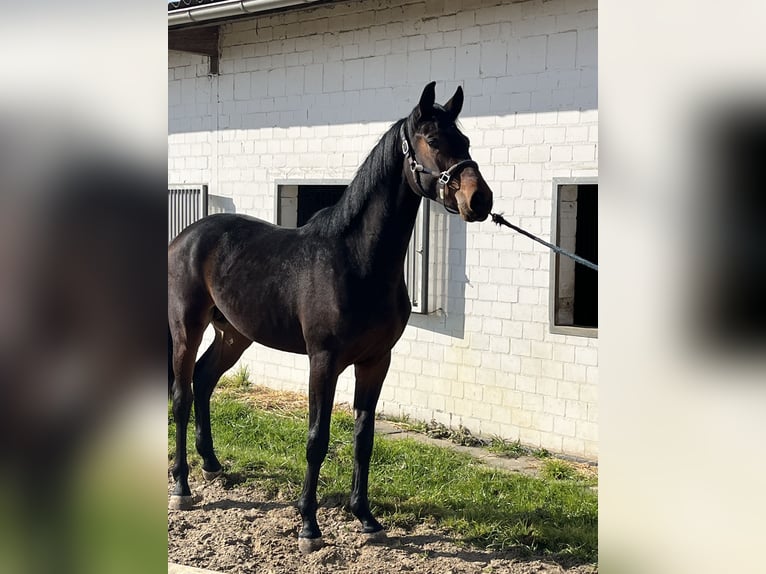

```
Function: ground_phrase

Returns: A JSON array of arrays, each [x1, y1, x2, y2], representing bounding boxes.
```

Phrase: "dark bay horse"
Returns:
[[168, 82, 493, 553]]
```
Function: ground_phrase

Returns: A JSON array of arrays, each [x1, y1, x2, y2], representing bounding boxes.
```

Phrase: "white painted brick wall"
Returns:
[[168, 0, 598, 459]]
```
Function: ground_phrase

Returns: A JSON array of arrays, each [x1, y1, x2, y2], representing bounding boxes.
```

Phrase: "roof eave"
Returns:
[[168, 0, 322, 29]]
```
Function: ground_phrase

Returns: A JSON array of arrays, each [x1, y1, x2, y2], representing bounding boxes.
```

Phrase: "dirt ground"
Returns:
[[168, 477, 596, 574]]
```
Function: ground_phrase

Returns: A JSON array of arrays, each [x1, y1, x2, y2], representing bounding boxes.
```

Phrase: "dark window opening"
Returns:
[[277, 184, 346, 228], [552, 182, 598, 332]]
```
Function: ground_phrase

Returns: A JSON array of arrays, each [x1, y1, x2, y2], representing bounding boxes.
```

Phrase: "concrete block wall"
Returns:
[[168, 0, 599, 458]]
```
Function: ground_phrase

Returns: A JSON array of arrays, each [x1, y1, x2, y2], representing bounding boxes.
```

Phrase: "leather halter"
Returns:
[[399, 123, 478, 214]]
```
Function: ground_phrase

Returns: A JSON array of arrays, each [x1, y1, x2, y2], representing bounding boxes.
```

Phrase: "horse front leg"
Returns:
[[297, 352, 339, 554], [349, 352, 389, 537]]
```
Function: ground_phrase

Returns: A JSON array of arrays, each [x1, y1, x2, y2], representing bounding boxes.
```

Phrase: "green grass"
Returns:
[[540, 459, 597, 487], [487, 437, 552, 459], [169, 395, 597, 564], [217, 364, 252, 390]]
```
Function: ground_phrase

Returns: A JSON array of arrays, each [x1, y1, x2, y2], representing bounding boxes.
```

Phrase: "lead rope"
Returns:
[[490, 212, 599, 272]]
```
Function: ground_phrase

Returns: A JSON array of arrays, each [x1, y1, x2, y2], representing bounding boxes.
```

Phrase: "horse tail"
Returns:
[[168, 324, 174, 397]]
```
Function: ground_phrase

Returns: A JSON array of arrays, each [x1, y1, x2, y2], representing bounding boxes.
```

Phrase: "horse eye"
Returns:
[[426, 138, 439, 148]]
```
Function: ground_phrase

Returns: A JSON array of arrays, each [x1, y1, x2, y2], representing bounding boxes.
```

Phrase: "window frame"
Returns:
[[549, 177, 598, 338]]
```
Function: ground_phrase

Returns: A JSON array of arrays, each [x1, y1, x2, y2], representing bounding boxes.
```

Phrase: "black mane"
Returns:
[[306, 118, 407, 234]]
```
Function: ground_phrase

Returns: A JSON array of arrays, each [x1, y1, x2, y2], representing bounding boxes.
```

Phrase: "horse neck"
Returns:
[[349, 179, 423, 277], [332, 123, 423, 279]]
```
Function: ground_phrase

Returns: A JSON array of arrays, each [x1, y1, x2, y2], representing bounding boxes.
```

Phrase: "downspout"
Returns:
[[168, 0, 322, 28]]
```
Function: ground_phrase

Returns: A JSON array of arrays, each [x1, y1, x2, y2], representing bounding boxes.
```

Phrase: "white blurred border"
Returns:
[[601, 1, 766, 572]]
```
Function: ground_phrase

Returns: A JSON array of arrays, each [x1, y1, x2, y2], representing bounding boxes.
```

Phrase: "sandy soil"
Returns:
[[168, 477, 596, 574]]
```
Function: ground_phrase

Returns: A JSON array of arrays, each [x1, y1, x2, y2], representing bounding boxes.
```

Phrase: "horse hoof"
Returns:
[[362, 530, 387, 544], [168, 495, 195, 510], [298, 536, 324, 555], [202, 468, 223, 481]]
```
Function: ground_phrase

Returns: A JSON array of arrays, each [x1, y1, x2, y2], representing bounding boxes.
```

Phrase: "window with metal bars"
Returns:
[[168, 184, 208, 243]]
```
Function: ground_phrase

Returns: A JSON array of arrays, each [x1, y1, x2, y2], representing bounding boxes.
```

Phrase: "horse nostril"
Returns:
[[470, 191, 492, 215]]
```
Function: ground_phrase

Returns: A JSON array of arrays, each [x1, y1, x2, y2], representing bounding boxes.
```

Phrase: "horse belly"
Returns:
[[224, 304, 307, 355]]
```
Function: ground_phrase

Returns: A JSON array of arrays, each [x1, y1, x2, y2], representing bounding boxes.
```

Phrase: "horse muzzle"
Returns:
[[456, 179, 493, 222]]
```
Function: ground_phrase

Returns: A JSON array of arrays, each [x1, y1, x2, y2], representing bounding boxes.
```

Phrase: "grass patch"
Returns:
[[540, 459, 598, 487], [377, 413, 427, 434], [487, 438, 552, 460], [217, 365, 252, 390], [169, 394, 597, 564]]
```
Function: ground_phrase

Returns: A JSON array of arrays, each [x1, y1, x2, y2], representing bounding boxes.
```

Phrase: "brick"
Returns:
[[513, 35, 546, 74], [363, 56, 385, 89], [521, 357, 542, 376], [535, 376, 556, 397], [551, 145, 572, 162], [518, 286, 539, 302], [519, 427, 541, 447], [575, 346, 598, 366], [234, 72, 250, 100], [491, 147, 509, 164], [541, 360, 564, 379], [557, 381, 580, 400], [531, 342, 553, 360], [323, 61, 343, 92], [543, 396, 566, 416], [284, 66, 303, 95], [580, 382, 598, 404], [343, 59, 363, 90], [564, 363, 587, 383], [490, 336, 510, 354], [304, 64, 323, 93], [472, 401, 492, 420], [267, 68, 286, 97], [458, 365, 477, 384], [577, 420, 598, 442], [573, 144, 596, 161], [546, 32, 576, 70], [406, 50, 430, 84], [428, 393, 446, 412], [565, 400, 587, 420], [540, 433, 563, 453], [565, 125, 589, 142], [529, 145, 550, 162], [507, 146, 529, 163], [532, 412, 554, 432], [431, 47, 456, 80], [384, 53, 407, 86], [456, 44, 480, 78], [577, 27, 597, 68], [480, 41, 507, 77], [554, 416, 576, 437]]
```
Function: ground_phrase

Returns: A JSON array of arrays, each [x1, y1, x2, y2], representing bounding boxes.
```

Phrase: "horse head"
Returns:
[[402, 82, 494, 222]]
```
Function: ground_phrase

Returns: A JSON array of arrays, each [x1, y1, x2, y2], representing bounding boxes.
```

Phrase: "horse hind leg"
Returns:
[[192, 318, 251, 481], [168, 311, 210, 510]]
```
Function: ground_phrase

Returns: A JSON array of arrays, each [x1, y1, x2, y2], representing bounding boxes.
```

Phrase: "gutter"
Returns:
[[168, 0, 322, 28]]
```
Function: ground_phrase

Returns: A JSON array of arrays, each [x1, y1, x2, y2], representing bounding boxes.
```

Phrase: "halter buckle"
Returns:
[[401, 139, 409, 155], [438, 171, 451, 185]]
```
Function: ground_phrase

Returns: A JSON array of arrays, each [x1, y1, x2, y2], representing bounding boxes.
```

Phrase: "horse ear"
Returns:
[[444, 86, 464, 120], [417, 81, 436, 121]]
